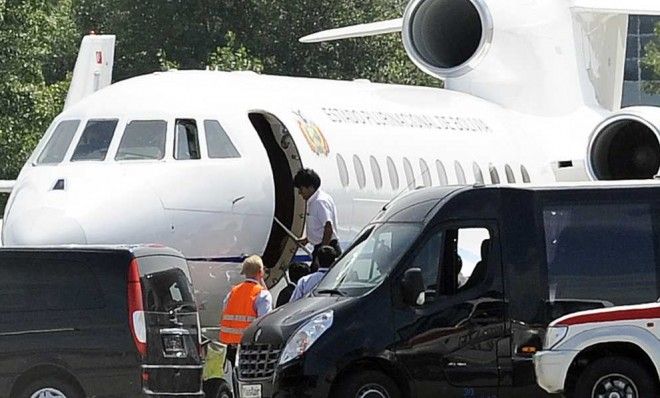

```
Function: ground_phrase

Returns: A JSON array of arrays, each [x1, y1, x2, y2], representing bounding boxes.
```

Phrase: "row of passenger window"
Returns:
[[37, 118, 241, 165], [336, 154, 531, 190]]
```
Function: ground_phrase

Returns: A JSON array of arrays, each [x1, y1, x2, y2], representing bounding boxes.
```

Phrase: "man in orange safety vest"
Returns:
[[219, 255, 273, 366]]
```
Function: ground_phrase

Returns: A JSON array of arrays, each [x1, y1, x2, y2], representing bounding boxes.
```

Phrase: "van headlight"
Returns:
[[279, 310, 333, 365], [544, 326, 568, 349]]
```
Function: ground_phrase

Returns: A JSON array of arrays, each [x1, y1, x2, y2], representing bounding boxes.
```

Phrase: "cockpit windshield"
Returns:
[[115, 120, 167, 160], [71, 119, 118, 161], [314, 223, 421, 298]]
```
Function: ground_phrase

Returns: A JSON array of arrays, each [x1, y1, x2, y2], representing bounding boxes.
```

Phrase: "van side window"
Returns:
[[403, 157, 416, 188], [440, 227, 492, 294], [436, 160, 448, 186], [175, 119, 201, 160], [387, 156, 399, 190], [543, 203, 658, 308], [36, 120, 80, 164], [204, 120, 240, 158], [505, 164, 516, 183], [337, 154, 349, 187], [454, 161, 466, 184], [409, 231, 443, 303], [0, 258, 104, 312], [353, 155, 367, 189], [419, 159, 432, 187], [115, 120, 167, 160], [71, 119, 118, 161], [370, 156, 383, 189]]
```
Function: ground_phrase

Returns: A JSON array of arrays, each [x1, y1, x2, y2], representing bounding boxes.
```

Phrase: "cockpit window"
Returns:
[[36, 120, 80, 164], [175, 119, 201, 160], [315, 223, 420, 297], [115, 120, 166, 161], [204, 120, 240, 158], [71, 119, 118, 161]]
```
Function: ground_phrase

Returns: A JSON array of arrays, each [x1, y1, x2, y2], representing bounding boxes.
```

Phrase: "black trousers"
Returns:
[[311, 239, 342, 272], [226, 344, 237, 367]]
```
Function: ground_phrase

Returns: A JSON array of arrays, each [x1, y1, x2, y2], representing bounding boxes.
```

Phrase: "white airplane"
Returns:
[[2, 0, 660, 326]]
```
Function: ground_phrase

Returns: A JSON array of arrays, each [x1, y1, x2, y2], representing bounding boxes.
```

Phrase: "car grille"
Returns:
[[238, 344, 282, 379]]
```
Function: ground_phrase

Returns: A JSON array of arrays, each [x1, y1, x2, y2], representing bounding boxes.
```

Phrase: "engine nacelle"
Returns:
[[402, 0, 493, 78], [587, 107, 660, 180]]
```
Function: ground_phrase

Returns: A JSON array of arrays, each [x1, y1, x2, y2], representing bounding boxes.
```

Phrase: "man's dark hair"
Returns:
[[288, 262, 310, 284], [317, 245, 338, 269], [294, 168, 321, 190]]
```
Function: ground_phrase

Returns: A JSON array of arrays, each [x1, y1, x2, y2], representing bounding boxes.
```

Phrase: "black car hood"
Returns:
[[242, 296, 347, 345]]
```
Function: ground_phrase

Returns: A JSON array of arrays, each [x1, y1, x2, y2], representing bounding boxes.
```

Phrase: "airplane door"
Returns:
[[393, 222, 506, 397]]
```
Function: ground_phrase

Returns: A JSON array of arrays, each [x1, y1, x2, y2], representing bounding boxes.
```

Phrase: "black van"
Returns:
[[0, 245, 203, 397], [235, 183, 660, 398]]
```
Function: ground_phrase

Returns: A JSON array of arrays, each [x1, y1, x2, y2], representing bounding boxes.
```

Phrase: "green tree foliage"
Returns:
[[72, 0, 435, 85], [643, 22, 660, 93], [0, 0, 78, 182]]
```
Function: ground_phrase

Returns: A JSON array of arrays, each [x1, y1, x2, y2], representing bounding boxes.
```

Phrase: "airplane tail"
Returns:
[[64, 34, 115, 110], [300, 0, 660, 115]]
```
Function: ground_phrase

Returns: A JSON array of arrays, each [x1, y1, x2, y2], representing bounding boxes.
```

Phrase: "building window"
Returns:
[[489, 164, 501, 184], [353, 155, 367, 189], [455, 161, 466, 185], [419, 159, 432, 187], [337, 154, 349, 187], [71, 119, 118, 161], [505, 164, 516, 183], [403, 157, 416, 188], [37, 120, 80, 164], [387, 156, 399, 190], [370, 156, 383, 189], [472, 162, 484, 184], [436, 160, 448, 186], [116, 120, 167, 160], [521, 165, 531, 183], [205, 120, 240, 158], [175, 119, 201, 160]]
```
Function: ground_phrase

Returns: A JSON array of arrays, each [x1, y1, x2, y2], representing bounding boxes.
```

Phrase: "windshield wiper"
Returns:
[[315, 288, 346, 297]]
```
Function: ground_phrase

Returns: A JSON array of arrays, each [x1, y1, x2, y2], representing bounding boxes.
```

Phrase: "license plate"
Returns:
[[240, 384, 262, 398], [162, 334, 186, 357]]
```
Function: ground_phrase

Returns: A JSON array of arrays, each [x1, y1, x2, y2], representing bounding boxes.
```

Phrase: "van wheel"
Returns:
[[17, 377, 82, 398], [333, 370, 401, 398], [217, 382, 232, 398], [573, 356, 656, 398]]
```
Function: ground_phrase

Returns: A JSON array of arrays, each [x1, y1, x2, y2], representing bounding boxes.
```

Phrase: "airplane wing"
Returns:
[[299, 18, 402, 43], [571, 0, 660, 15], [64, 34, 116, 110], [0, 180, 15, 194]]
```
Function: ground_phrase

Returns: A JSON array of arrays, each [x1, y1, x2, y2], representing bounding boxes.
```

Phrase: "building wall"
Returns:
[[623, 15, 660, 107]]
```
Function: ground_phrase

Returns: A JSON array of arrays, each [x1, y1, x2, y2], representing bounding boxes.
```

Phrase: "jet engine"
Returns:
[[587, 107, 660, 180], [402, 0, 493, 78]]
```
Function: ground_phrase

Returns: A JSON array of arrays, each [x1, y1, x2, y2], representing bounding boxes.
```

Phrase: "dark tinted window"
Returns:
[[116, 120, 166, 160], [0, 257, 104, 312], [175, 119, 200, 160], [36, 120, 80, 164], [71, 119, 118, 161], [411, 231, 443, 302], [138, 255, 195, 312], [543, 203, 658, 307], [204, 120, 240, 159]]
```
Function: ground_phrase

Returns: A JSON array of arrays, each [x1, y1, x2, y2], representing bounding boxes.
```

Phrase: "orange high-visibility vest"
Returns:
[[219, 281, 264, 344]]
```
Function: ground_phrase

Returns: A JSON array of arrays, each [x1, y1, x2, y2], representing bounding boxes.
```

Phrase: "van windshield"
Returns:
[[314, 223, 420, 297]]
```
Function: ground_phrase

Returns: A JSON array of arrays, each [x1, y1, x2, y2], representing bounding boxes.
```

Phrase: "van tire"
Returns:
[[333, 370, 401, 398], [573, 356, 656, 398], [17, 377, 82, 398]]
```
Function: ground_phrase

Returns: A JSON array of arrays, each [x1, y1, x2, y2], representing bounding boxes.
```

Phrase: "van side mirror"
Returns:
[[401, 268, 425, 306]]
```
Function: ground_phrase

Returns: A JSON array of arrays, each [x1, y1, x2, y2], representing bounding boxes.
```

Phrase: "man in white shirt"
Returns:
[[293, 168, 342, 270]]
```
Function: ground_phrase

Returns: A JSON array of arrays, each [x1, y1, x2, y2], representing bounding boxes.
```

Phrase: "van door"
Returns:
[[393, 223, 506, 397]]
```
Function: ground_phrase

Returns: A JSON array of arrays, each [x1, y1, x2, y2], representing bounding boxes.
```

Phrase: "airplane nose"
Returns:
[[4, 208, 87, 245]]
